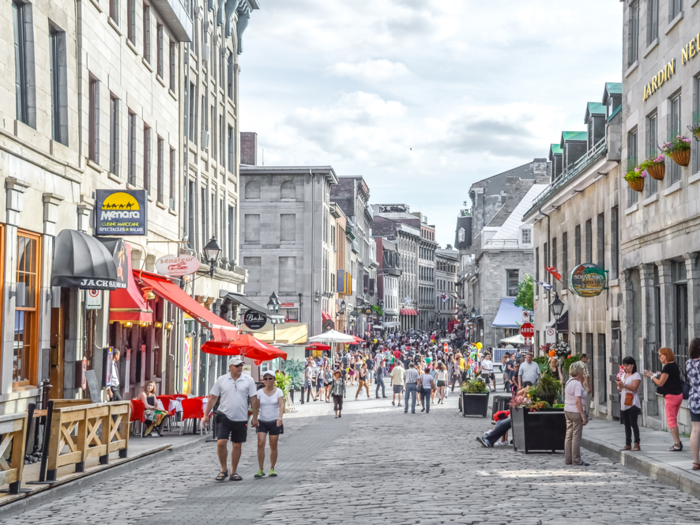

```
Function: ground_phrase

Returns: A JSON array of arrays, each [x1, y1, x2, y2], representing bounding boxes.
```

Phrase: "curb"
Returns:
[[581, 435, 700, 499], [0, 434, 209, 518]]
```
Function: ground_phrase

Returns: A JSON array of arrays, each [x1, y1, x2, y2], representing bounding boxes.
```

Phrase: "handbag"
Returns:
[[624, 392, 634, 406]]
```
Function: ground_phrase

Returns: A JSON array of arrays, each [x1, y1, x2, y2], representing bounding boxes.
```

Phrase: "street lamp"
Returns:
[[267, 292, 281, 345], [550, 293, 564, 322], [470, 307, 477, 319], [203, 236, 222, 278]]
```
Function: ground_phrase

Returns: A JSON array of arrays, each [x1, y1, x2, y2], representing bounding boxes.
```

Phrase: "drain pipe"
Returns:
[[539, 207, 552, 337]]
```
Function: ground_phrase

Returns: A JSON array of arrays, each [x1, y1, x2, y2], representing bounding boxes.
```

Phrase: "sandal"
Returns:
[[669, 443, 683, 452], [229, 473, 243, 481], [215, 470, 228, 482], [693, 463, 700, 471]]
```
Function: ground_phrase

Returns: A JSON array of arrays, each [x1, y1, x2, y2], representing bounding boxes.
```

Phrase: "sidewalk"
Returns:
[[0, 428, 206, 509], [581, 418, 700, 498]]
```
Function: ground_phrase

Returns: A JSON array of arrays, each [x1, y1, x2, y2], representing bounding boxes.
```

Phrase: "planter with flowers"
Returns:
[[624, 167, 646, 192], [460, 376, 489, 417], [509, 376, 566, 453], [639, 155, 666, 181], [661, 135, 692, 167]]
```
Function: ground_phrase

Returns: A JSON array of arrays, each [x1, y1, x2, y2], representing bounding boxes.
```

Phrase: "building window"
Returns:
[[143, 4, 151, 62], [279, 257, 297, 293], [227, 53, 234, 98], [552, 237, 557, 280], [245, 180, 260, 200], [201, 187, 208, 243], [49, 25, 67, 145], [128, 110, 136, 185], [670, 0, 682, 21], [187, 180, 195, 248], [157, 22, 164, 77], [695, 76, 700, 173], [598, 334, 607, 405], [211, 105, 216, 159], [89, 75, 99, 162], [673, 260, 689, 369], [109, 94, 120, 175], [535, 247, 539, 282], [458, 227, 465, 243], [220, 114, 225, 165], [668, 94, 682, 185], [585, 219, 592, 263], [244, 257, 261, 293], [169, 40, 176, 91], [543, 242, 548, 283], [627, 129, 638, 205], [14, 231, 41, 387], [156, 136, 164, 202], [628, 1, 639, 67], [201, 95, 207, 147], [127, 0, 135, 43], [521, 228, 531, 244], [562, 231, 568, 287], [506, 269, 519, 297], [245, 214, 260, 243], [646, 113, 658, 196], [647, 0, 658, 45], [109, 0, 119, 24], [13, 0, 32, 126], [574, 224, 581, 266], [169, 147, 176, 210], [597, 213, 605, 269], [228, 205, 236, 260], [227, 125, 234, 172], [143, 124, 151, 193], [188, 82, 196, 143], [611, 207, 619, 280]]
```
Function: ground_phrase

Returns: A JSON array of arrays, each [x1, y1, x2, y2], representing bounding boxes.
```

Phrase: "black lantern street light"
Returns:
[[267, 292, 281, 345], [470, 307, 477, 319], [204, 236, 222, 278], [550, 293, 564, 322]]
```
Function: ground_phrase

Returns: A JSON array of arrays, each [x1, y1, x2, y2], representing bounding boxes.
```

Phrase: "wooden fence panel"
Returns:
[[0, 413, 28, 495]]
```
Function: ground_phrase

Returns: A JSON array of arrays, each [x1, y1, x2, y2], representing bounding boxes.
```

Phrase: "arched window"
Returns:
[[458, 227, 465, 243], [245, 180, 260, 200], [280, 180, 295, 200]]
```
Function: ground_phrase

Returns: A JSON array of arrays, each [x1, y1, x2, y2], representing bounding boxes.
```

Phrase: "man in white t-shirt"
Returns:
[[203, 356, 258, 482], [518, 353, 540, 388], [481, 353, 496, 391]]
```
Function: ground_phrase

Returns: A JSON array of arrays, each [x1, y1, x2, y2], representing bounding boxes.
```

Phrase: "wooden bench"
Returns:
[[0, 413, 29, 495], [46, 401, 131, 482]]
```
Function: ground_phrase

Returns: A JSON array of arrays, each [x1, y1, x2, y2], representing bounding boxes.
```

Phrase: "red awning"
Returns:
[[400, 308, 418, 316], [322, 310, 332, 321], [135, 271, 238, 341], [109, 244, 153, 323]]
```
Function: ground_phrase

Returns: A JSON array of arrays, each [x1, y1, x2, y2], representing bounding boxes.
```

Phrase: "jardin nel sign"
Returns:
[[95, 190, 148, 235], [643, 33, 700, 101], [569, 263, 606, 298]]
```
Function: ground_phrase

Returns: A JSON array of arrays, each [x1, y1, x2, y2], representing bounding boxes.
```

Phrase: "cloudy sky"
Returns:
[[239, 0, 623, 247]]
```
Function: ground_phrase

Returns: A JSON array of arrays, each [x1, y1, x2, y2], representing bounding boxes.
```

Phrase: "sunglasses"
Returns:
[[233, 364, 244, 368], [263, 377, 274, 381]]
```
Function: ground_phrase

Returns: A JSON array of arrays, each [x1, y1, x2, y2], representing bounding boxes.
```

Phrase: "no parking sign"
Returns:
[[86, 289, 102, 310]]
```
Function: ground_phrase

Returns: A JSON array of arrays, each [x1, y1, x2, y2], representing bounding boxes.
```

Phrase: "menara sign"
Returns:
[[95, 190, 148, 235]]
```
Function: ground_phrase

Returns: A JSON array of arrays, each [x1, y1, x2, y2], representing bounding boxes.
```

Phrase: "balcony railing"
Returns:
[[527, 137, 608, 217], [482, 239, 520, 249]]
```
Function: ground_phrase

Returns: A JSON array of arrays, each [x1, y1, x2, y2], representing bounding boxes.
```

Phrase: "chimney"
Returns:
[[240, 132, 257, 165]]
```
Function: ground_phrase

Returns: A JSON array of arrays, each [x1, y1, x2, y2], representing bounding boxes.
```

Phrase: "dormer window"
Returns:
[[521, 228, 531, 245]]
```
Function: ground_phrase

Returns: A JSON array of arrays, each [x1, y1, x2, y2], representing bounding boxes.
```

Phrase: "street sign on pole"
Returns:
[[520, 323, 534, 339], [545, 327, 556, 343]]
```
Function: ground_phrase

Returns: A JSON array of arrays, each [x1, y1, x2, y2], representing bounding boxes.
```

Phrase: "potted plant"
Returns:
[[460, 376, 489, 417], [639, 155, 665, 180], [660, 135, 692, 167], [510, 377, 566, 453], [624, 167, 645, 192]]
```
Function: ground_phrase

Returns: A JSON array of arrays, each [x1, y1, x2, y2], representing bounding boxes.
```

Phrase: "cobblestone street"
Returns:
[[3, 393, 699, 525]]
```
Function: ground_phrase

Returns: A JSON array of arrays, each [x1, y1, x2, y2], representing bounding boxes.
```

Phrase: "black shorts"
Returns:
[[691, 410, 700, 423], [437, 380, 446, 387], [393, 385, 403, 394], [216, 415, 248, 443], [256, 419, 284, 435]]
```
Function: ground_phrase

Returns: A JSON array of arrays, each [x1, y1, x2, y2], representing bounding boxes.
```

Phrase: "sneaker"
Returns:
[[269, 468, 277, 477], [494, 440, 509, 447], [392, 401, 395, 406], [151, 432, 160, 437], [254, 469, 266, 478], [575, 461, 590, 466], [476, 436, 492, 448]]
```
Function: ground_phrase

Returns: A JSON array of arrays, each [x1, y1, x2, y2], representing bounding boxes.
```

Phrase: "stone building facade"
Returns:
[[374, 236, 401, 331], [239, 164, 338, 337], [618, 0, 700, 433], [435, 247, 459, 330], [415, 214, 437, 330], [524, 83, 624, 421]]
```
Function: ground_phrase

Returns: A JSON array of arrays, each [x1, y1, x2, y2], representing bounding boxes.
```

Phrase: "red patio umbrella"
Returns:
[[350, 336, 365, 345], [201, 334, 287, 365], [305, 342, 331, 351]]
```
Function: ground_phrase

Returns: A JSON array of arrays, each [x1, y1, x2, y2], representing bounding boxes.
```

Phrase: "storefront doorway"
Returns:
[[49, 288, 70, 398]]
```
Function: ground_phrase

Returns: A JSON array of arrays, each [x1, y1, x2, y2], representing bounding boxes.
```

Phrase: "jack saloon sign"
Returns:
[[155, 254, 201, 277], [95, 190, 148, 235]]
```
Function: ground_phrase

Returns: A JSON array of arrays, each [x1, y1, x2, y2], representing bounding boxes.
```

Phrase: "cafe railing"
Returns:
[[0, 413, 29, 495]]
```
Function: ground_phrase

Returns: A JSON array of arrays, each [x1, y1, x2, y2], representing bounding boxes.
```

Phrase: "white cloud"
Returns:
[[239, 0, 623, 246], [328, 59, 410, 82]]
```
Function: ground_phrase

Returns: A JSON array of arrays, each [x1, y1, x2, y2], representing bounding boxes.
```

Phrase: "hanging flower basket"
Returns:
[[646, 162, 665, 180], [671, 149, 691, 167], [627, 178, 644, 192]]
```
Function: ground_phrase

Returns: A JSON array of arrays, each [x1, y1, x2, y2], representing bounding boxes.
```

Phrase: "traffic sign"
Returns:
[[520, 323, 534, 338], [545, 327, 556, 343]]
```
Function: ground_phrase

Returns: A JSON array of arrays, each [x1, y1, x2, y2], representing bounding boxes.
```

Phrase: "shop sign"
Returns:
[[643, 59, 675, 101], [155, 254, 201, 276], [244, 310, 267, 330], [280, 302, 297, 308], [95, 190, 148, 235], [86, 289, 102, 310], [183, 336, 193, 395], [570, 263, 606, 297]]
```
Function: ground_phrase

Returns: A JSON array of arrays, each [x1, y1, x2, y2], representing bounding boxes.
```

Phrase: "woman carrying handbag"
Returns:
[[616, 356, 642, 451]]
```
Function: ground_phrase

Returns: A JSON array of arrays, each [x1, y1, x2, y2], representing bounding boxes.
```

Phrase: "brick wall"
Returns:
[[240, 132, 257, 165]]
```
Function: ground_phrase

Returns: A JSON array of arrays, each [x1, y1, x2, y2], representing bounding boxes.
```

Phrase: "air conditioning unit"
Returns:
[[201, 131, 210, 149]]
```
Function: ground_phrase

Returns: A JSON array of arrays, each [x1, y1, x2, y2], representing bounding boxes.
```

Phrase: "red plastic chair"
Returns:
[[180, 397, 205, 435], [130, 399, 146, 437]]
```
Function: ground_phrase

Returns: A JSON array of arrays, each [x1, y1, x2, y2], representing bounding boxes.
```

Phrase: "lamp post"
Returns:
[[203, 236, 222, 278], [267, 292, 281, 345], [550, 292, 564, 347]]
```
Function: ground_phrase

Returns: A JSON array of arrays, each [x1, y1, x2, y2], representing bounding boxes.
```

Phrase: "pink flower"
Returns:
[[641, 170, 647, 177], [683, 138, 691, 143], [654, 155, 664, 162], [634, 167, 640, 172]]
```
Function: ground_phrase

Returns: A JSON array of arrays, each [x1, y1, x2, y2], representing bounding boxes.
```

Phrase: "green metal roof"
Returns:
[[561, 131, 588, 142], [550, 144, 563, 155], [585, 102, 606, 123], [606, 82, 623, 95]]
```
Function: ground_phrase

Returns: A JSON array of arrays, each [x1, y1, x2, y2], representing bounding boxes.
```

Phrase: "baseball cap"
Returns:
[[227, 356, 243, 367], [262, 371, 275, 379]]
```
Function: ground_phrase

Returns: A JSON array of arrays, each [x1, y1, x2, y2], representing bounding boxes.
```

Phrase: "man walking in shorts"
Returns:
[[203, 356, 259, 481], [390, 360, 405, 406]]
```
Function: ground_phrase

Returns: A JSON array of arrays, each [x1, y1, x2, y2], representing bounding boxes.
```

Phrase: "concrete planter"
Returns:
[[511, 407, 566, 453]]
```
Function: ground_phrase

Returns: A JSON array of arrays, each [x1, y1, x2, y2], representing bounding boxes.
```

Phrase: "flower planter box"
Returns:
[[511, 407, 566, 453], [646, 163, 665, 180], [461, 392, 489, 417], [627, 178, 644, 192], [671, 149, 691, 167]]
